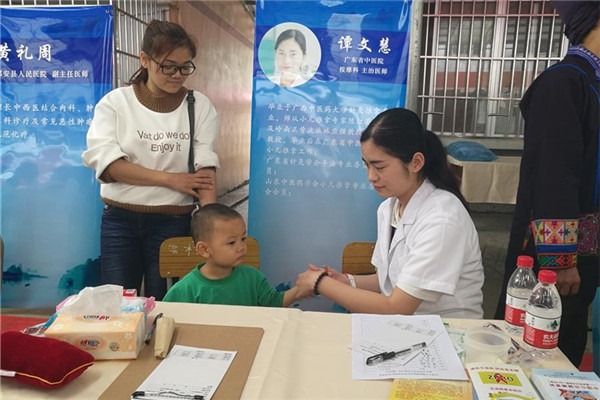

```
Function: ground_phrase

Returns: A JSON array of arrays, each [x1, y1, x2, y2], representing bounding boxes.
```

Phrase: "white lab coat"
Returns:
[[372, 180, 484, 319]]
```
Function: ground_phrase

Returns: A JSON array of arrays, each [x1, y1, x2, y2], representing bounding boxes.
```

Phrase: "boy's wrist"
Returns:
[[291, 285, 301, 300]]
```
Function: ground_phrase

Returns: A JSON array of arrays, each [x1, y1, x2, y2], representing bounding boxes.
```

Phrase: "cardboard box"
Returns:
[[45, 312, 145, 360]]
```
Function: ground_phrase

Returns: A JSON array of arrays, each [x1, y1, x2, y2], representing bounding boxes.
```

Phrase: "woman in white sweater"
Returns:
[[82, 20, 220, 300]]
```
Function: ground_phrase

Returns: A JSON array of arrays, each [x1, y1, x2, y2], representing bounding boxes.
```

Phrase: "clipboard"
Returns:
[[99, 323, 264, 400]]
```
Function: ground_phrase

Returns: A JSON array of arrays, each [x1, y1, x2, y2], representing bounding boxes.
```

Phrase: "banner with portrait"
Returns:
[[249, 0, 412, 310], [0, 6, 113, 307]]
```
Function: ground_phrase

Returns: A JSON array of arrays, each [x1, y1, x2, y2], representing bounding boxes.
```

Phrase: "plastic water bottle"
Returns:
[[504, 255, 537, 335], [523, 270, 562, 358]]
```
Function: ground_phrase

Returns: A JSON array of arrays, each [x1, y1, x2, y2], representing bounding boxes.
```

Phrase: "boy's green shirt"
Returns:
[[163, 263, 284, 307]]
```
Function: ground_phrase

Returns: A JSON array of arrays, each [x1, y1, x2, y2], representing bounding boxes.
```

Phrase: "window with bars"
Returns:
[[417, 0, 568, 142]]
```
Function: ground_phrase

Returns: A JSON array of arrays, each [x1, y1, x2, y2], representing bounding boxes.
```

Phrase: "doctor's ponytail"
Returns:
[[422, 129, 468, 209], [360, 108, 468, 210]]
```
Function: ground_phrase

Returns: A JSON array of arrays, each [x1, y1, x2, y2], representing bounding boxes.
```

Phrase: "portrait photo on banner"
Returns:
[[258, 22, 321, 88]]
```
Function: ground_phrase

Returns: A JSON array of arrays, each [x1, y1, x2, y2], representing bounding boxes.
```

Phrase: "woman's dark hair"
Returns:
[[128, 20, 197, 85], [360, 108, 468, 209], [274, 29, 307, 55]]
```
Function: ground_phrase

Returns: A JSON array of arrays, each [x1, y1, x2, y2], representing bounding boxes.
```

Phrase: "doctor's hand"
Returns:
[[295, 265, 326, 298], [555, 267, 580, 296], [323, 266, 349, 284]]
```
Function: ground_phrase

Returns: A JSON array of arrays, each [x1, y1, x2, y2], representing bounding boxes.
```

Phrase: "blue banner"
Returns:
[[249, 0, 412, 310], [1, 6, 113, 307]]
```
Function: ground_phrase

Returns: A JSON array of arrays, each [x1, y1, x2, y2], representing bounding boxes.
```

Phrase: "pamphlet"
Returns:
[[466, 362, 540, 400], [530, 368, 600, 400]]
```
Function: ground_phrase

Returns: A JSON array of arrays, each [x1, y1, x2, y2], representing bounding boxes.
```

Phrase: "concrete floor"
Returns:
[[471, 206, 514, 319]]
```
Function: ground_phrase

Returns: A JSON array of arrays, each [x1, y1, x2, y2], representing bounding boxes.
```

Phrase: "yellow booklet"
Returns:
[[388, 378, 473, 400]]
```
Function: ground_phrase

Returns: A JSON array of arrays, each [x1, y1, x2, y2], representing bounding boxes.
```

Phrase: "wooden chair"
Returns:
[[341, 241, 376, 275], [159, 236, 260, 288]]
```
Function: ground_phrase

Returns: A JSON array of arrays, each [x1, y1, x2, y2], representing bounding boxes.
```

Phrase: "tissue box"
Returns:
[[44, 312, 145, 360]]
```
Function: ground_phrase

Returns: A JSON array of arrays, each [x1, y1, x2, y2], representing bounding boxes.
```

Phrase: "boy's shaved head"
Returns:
[[191, 203, 244, 242]]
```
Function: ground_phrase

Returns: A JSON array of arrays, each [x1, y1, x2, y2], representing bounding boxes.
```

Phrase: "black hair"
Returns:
[[274, 29, 307, 55], [191, 203, 244, 243], [128, 19, 197, 85], [360, 108, 468, 210]]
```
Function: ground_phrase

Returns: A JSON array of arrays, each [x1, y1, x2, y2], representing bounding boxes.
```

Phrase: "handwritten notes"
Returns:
[[351, 314, 467, 381]]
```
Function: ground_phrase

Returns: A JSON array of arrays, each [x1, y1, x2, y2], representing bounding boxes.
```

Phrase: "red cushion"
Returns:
[[0, 331, 94, 389]]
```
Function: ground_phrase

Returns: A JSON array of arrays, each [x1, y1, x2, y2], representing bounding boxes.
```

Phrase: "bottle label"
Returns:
[[523, 312, 560, 349], [505, 294, 528, 326]]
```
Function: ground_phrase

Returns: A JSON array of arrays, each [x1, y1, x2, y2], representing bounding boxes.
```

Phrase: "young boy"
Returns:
[[163, 203, 299, 307]]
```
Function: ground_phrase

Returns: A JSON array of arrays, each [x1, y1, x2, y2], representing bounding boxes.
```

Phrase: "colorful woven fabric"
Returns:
[[531, 219, 578, 268]]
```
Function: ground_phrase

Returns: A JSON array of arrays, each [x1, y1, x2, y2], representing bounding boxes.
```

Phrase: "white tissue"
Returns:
[[58, 284, 123, 317]]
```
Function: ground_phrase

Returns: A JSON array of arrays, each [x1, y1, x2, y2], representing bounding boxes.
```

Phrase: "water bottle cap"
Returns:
[[538, 270, 557, 284], [516, 255, 534, 268]]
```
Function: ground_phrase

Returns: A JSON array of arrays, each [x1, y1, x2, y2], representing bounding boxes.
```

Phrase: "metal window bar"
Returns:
[[417, 0, 568, 145]]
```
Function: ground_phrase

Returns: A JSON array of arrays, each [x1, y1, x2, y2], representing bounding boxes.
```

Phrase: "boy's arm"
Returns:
[[282, 286, 300, 307]]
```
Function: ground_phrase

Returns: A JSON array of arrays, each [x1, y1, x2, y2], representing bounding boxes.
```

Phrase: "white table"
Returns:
[[448, 155, 521, 204], [1, 302, 575, 399]]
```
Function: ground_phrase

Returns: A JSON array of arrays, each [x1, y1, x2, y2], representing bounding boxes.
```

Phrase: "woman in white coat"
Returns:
[[296, 108, 484, 318]]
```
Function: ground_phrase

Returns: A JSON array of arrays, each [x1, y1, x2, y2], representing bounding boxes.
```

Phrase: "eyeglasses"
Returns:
[[150, 56, 196, 76]]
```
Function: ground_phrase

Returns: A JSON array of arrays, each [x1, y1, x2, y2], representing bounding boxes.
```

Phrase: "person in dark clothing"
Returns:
[[495, 1, 600, 367]]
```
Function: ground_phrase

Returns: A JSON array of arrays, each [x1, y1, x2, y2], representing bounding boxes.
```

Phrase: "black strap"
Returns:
[[186, 90, 195, 174], [186, 90, 198, 206]]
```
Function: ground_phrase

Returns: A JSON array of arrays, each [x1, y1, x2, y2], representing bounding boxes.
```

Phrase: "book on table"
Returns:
[[530, 368, 600, 400], [466, 362, 540, 400]]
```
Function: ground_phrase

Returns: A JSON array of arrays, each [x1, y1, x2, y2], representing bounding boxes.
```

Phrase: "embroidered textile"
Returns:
[[531, 219, 579, 268]]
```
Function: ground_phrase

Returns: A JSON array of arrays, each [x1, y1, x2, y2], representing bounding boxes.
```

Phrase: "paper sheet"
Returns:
[[351, 314, 467, 381], [350, 316, 440, 365], [132, 345, 236, 400]]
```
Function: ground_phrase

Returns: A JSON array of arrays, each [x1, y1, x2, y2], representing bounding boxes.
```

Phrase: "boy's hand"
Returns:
[[296, 265, 325, 298]]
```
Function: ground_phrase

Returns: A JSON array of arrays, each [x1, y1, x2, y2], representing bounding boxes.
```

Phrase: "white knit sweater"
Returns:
[[82, 85, 220, 207]]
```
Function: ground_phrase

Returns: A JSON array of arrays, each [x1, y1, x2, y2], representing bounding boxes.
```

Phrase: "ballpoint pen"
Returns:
[[132, 390, 204, 399], [366, 341, 427, 366], [144, 312, 164, 344]]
